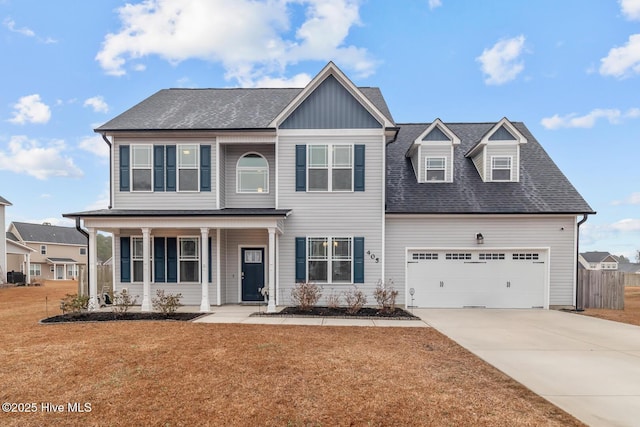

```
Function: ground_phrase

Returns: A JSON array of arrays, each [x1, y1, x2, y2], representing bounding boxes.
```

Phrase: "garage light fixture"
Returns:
[[475, 233, 484, 244]]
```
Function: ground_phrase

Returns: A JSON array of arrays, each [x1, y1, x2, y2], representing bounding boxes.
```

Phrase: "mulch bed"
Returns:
[[257, 306, 419, 319], [40, 312, 204, 323]]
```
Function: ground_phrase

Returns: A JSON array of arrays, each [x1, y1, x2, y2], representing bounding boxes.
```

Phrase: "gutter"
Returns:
[[101, 134, 112, 209], [74, 217, 90, 297], [575, 213, 590, 311]]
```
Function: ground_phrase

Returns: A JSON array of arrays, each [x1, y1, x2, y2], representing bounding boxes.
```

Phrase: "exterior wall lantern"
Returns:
[[475, 233, 484, 244]]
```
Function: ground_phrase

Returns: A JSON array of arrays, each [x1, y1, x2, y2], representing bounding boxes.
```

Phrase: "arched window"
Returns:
[[237, 153, 269, 193]]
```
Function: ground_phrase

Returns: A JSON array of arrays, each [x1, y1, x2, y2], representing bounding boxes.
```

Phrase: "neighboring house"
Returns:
[[63, 62, 594, 312], [6, 222, 88, 282], [618, 263, 640, 274], [579, 252, 619, 270]]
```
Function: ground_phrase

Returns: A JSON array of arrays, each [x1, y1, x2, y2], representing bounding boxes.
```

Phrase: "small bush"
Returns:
[[344, 285, 367, 314], [112, 289, 138, 314], [60, 293, 89, 314], [152, 290, 183, 314], [326, 289, 341, 309], [291, 282, 322, 311], [373, 279, 399, 313]]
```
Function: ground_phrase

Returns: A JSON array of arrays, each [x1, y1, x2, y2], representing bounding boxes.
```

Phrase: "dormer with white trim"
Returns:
[[406, 119, 460, 183], [465, 118, 527, 182]]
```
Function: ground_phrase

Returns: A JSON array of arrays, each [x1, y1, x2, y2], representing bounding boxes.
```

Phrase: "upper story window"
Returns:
[[425, 157, 446, 182], [40, 245, 47, 255], [132, 145, 152, 191], [491, 156, 512, 181], [237, 153, 269, 193], [308, 144, 353, 192], [80, 247, 87, 256], [178, 144, 199, 191]]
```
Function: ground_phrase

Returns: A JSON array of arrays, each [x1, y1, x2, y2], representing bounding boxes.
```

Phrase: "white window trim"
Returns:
[[490, 155, 513, 182], [131, 236, 145, 283], [307, 236, 354, 284], [40, 245, 47, 255], [178, 236, 200, 283], [177, 144, 200, 193], [307, 144, 354, 192], [30, 263, 42, 277], [131, 144, 153, 193], [424, 156, 447, 182], [236, 152, 269, 194]]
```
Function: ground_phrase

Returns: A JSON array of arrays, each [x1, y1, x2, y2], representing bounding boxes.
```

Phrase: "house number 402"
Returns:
[[366, 250, 380, 263]]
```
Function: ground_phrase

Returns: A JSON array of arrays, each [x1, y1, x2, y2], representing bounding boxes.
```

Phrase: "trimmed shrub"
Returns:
[[373, 279, 399, 313], [344, 285, 367, 314], [112, 289, 138, 314], [325, 289, 341, 309], [291, 282, 322, 311], [152, 290, 183, 314], [60, 293, 89, 314]]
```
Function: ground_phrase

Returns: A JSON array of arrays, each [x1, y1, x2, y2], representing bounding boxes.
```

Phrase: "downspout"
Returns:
[[575, 214, 589, 311], [101, 134, 113, 209], [74, 217, 90, 297]]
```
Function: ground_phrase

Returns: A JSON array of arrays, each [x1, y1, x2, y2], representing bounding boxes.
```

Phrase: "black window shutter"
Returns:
[[154, 237, 166, 282], [295, 145, 306, 191], [200, 145, 211, 192], [167, 237, 177, 283], [154, 145, 165, 192], [354, 144, 365, 191], [166, 146, 176, 192], [353, 237, 365, 283], [295, 237, 306, 282], [120, 237, 131, 283], [119, 145, 130, 192]]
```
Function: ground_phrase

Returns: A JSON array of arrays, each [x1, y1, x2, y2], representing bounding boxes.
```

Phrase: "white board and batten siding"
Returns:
[[112, 137, 217, 210], [276, 130, 385, 306], [385, 215, 578, 308]]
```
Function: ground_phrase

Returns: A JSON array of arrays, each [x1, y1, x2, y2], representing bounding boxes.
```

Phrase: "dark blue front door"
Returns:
[[241, 248, 265, 302]]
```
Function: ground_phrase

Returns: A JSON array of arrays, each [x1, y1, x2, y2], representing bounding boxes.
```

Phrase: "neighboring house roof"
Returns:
[[47, 257, 78, 263], [386, 122, 595, 214], [618, 263, 640, 273], [6, 231, 18, 242], [95, 87, 394, 132], [580, 251, 615, 263], [0, 196, 11, 206], [11, 222, 87, 245]]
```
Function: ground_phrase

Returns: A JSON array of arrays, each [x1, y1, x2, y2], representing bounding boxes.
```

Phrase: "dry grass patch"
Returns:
[[0, 282, 583, 426], [583, 286, 640, 326]]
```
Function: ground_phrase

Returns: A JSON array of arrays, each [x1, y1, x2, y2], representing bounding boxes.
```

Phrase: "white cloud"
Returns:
[[83, 96, 109, 113], [428, 0, 442, 10], [599, 34, 640, 78], [95, 0, 375, 86], [3, 18, 35, 37], [0, 136, 83, 180], [611, 218, 640, 232], [249, 72, 312, 88], [84, 183, 111, 211], [8, 94, 51, 125], [612, 192, 640, 206], [79, 134, 110, 158], [620, 0, 640, 20], [476, 35, 526, 85], [540, 107, 640, 129]]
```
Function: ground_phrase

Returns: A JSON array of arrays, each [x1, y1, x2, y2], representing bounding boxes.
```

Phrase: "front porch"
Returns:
[[64, 209, 291, 313]]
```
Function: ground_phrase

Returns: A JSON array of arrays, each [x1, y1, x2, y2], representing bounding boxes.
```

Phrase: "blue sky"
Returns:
[[1, 0, 639, 259]]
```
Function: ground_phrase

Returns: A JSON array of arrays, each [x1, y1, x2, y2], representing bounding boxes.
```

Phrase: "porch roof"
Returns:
[[47, 257, 78, 264], [63, 208, 292, 218]]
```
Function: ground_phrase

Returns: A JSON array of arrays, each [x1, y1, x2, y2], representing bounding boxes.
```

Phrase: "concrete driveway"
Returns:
[[415, 309, 640, 427]]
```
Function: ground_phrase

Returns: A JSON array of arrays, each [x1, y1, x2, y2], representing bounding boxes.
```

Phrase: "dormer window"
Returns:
[[426, 157, 446, 181], [491, 156, 512, 181]]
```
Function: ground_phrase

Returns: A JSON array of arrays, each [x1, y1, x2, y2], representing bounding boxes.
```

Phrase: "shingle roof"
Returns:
[[0, 195, 11, 206], [386, 122, 595, 214], [63, 208, 292, 218], [11, 222, 87, 245], [580, 251, 614, 263], [96, 87, 393, 132]]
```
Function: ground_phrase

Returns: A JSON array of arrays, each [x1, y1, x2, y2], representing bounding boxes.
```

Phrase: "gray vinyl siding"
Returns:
[[221, 229, 268, 303], [385, 215, 577, 307], [219, 144, 226, 208], [113, 231, 218, 306], [281, 75, 381, 129], [113, 138, 217, 210], [277, 131, 385, 306], [485, 144, 518, 182], [472, 150, 485, 180], [223, 144, 275, 208], [410, 152, 419, 182], [420, 145, 453, 182]]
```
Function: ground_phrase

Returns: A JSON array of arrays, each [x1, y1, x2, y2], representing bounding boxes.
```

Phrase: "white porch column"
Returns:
[[216, 229, 221, 306], [141, 227, 152, 312], [267, 227, 276, 313], [25, 253, 31, 285], [200, 228, 210, 312], [87, 227, 98, 311]]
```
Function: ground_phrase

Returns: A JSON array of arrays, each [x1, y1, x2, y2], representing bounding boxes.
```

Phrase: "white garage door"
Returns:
[[407, 250, 547, 308]]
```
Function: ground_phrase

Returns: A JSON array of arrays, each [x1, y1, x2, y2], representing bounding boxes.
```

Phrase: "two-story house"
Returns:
[[64, 62, 594, 312], [578, 251, 619, 270], [7, 221, 88, 282]]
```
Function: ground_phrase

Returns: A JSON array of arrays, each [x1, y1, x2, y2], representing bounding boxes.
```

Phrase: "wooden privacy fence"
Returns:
[[625, 273, 640, 287], [578, 270, 625, 309]]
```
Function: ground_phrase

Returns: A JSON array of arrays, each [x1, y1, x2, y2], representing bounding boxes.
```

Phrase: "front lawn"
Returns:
[[0, 282, 583, 426]]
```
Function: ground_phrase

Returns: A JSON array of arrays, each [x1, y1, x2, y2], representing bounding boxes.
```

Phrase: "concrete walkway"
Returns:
[[193, 305, 428, 327], [414, 308, 640, 427]]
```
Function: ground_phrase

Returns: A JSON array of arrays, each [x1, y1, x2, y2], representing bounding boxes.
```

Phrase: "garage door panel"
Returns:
[[408, 250, 547, 309]]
